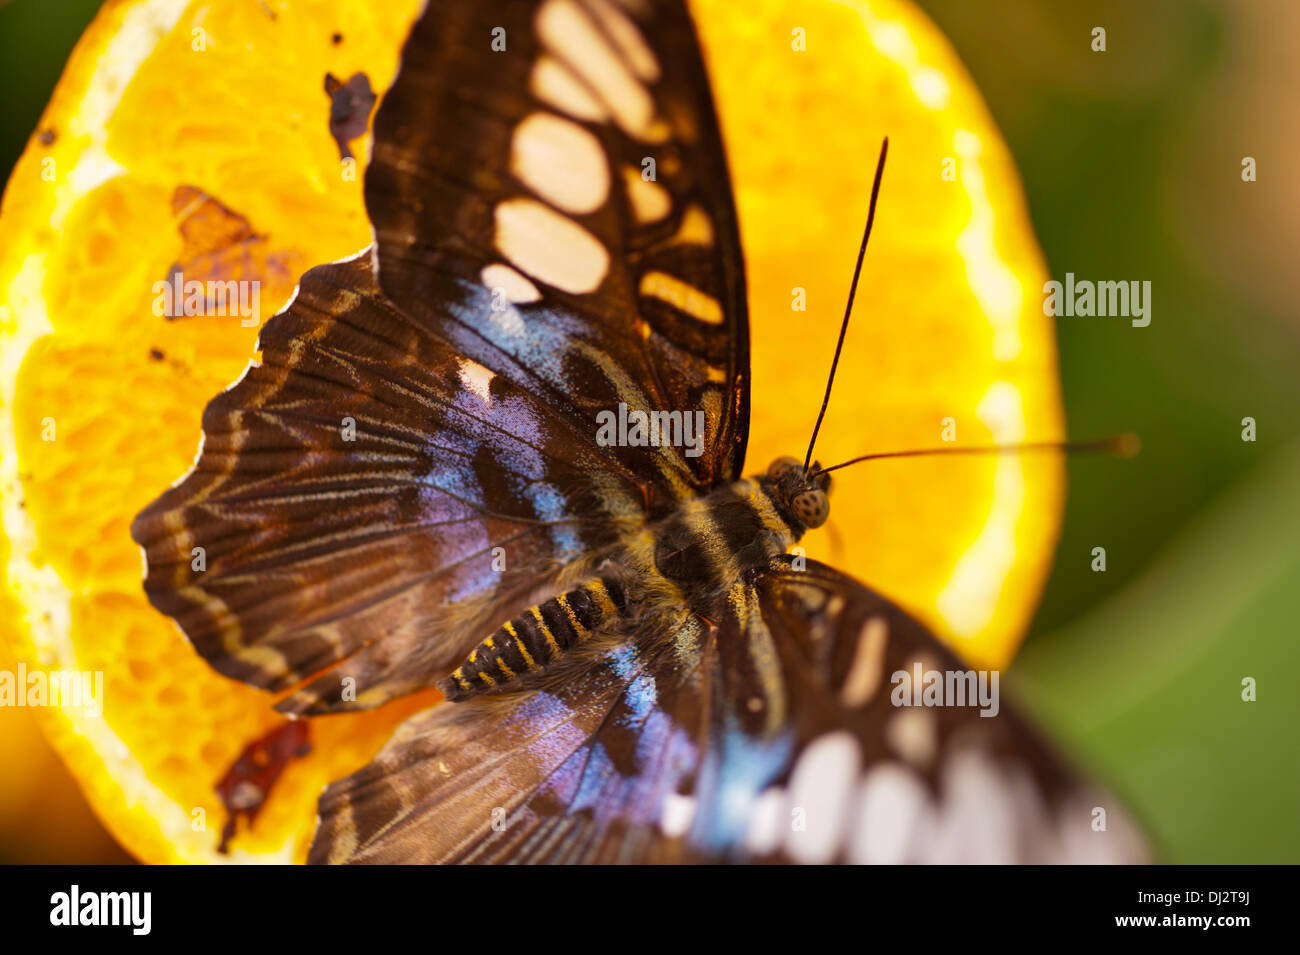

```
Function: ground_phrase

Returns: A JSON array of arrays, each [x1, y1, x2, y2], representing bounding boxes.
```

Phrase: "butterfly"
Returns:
[[131, 0, 1147, 863]]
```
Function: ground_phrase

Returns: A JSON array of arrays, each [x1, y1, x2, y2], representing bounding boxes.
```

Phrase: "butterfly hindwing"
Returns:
[[731, 561, 1147, 863], [310, 558, 1147, 863], [131, 0, 749, 714], [310, 624, 706, 863]]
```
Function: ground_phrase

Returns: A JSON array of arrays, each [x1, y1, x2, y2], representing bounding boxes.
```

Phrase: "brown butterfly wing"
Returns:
[[733, 561, 1148, 863], [132, 252, 632, 714], [310, 558, 1147, 863], [131, 0, 750, 714], [365, 0, 750, 491], [309, 631, 703, 864]]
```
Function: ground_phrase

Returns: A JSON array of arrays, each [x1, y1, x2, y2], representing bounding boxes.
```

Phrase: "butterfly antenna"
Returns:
[[812, 434, 1141, 478], [803, 137, 889, 473]]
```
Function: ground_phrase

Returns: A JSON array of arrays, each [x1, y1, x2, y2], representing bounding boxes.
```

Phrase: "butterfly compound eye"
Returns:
[[791, 489, 829, 529]]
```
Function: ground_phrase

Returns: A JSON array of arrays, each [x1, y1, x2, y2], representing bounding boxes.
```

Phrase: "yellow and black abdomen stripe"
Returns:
[[440, 575, 628, 702]]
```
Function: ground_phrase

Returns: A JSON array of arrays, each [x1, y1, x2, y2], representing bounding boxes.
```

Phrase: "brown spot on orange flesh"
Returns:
[[215, 721, 311, 854], [324, 71, 375, 160], [161, 185, 296, 319]]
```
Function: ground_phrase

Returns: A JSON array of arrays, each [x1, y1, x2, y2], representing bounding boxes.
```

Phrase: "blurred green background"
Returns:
[[914, 0, 1300, 863], [1, 0, 1295, 863]]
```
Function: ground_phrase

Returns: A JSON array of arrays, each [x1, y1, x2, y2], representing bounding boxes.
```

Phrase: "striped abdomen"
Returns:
[[440, 575, 627, 702]]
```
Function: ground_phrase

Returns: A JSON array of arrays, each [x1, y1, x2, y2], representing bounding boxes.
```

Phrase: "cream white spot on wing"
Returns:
[[530, 55, 608, 122], [922, 748, 1020, 863], [1003, 766, 1063, 864], [622, 165, 671, 223], [804, 592, 843, 643], [849, 763, 932, 864], [494, 198, 609, 294], [744, 787, 786, 856], [587, 0, 660, 81], [480, 263, 541, 304], [510, 111, 609, 214], [784, 731, 860, 864], [841, 615, 889, 707], [639, 270, 723, 324], [884, 708, 938, 768], [457, 359, 494, 404], [536, 0, 658, 141], [659, 792, 695, 838], [1057, 790, 1148, 864], [667, 204, 714, 247]]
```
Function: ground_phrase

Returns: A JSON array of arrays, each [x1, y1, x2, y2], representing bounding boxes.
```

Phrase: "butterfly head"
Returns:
[[764, 456, 832, 531]]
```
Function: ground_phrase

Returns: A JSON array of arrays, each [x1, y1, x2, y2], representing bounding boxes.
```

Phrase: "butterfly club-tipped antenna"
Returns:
[[801, 137, 1138, 480], [803, 137, 889, 474], [812, 433, 1142, 479]]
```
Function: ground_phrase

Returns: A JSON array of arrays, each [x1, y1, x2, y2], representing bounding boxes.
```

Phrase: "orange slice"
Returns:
[[696, 0, 1063, 668], [0, 0, 1060, 863], [0, 0, 428, 864]]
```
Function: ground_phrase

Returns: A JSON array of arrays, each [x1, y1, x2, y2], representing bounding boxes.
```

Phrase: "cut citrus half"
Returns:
[[696, 0, 1063, 670], [0, 0, 429, 865], [0, 0, 1060, 863]]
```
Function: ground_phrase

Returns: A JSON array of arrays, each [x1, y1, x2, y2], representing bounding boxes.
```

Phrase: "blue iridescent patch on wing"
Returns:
[[688, 712, 794, 856]]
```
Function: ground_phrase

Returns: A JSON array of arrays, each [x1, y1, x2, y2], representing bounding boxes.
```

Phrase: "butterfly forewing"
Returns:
[[131, 0, 749, 714], [365, 0, 750, 494], [133, 252, 628, 712]]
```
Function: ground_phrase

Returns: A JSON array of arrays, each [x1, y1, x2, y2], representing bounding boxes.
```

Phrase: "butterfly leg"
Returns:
[[439, 575, 628, 702]]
